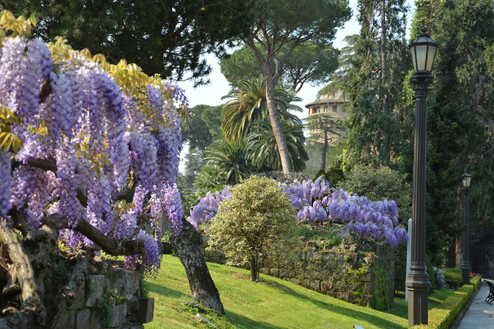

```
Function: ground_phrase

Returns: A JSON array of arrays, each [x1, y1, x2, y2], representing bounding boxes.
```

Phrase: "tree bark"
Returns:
[[0, 217, 55, 329], [250, 255, 257, 282], [263, 63, 292, 174], [380, 0, 391, 163], [169, 219, 225, 314]]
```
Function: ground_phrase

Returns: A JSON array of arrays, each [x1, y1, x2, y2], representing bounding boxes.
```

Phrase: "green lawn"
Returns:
[[145, 255, 453, 329]]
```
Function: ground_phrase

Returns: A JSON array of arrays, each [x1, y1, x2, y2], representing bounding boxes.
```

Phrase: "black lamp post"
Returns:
[[461, 172, 472, 285], [406, 27, 438, 327]]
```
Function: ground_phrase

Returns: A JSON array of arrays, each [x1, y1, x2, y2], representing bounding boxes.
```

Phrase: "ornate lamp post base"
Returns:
[[406, 266, 431, 326]]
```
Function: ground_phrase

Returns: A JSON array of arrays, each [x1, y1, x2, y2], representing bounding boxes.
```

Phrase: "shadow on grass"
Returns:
[[261, 277, 405, 329], [225, 311, 284, 329], [147, 281, 186, 299], [148, 280, 281, 329]]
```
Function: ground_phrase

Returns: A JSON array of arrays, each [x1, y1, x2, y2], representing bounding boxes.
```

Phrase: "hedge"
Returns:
[[411, 275, 482, 329], [443, 268, 462, 289]]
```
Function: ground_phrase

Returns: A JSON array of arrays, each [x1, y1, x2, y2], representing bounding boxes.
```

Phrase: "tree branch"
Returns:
[[0, 218, 44, 326], [39, 80, 52, 104], [73, 220, 145, 256], [26, 158, 56, 172]]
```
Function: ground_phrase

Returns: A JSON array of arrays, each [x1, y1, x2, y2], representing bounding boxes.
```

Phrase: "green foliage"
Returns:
[[182, 105, 223, 151], [394, 243, 407, 292], [315, 166, 345, 187], [409, 0, 494, 265], [5, 0, 257, 81], [95, 289, 123, 327], [337, 164, 411, 223], [443, 268, 462, 289], [204, 139, 250, 185], [207, 176, 298, 281], [370, 259, 390, 310], [176, 147, 204, 190], [295, 225, 345, 250], [410, 275, 482, 329], [193, 164, 227, 192], [246, 120, 308, 172], [237, 0, 351, 173], [221, 75, 302, 141], [160, 232, 174, 255], [220, 42, 340, 92], [341, 0, 410, 167], [0, 105, 23, 152], [139, 274, 150, 298], [0, 9, 36, 43]]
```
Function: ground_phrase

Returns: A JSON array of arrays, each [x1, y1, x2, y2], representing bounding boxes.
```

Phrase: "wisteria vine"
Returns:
[[0, 35, 187, 276], [188, 177, 408, 248]]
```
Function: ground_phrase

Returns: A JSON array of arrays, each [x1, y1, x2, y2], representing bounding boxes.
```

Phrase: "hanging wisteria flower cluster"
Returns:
[[0, 36, 187, 276], [187, 187, 232, 229], [187, 177, 407, 248]]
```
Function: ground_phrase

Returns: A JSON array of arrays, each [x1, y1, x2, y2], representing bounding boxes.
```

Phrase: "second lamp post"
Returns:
[[461, 172, 472, 285]]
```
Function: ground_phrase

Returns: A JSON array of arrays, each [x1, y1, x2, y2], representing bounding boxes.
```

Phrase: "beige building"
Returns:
[[305, 91, 349, 145]]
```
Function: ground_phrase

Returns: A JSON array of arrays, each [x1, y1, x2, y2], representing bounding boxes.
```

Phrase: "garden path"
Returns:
[[457, 280, 494, 329]]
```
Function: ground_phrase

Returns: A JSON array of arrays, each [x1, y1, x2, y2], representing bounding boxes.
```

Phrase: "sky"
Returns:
[[179, 0, 415, 120]]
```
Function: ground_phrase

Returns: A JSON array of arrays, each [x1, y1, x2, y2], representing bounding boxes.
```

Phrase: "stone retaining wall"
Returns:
[[260, 243, 395, 308], [52, 256, 153, 329]]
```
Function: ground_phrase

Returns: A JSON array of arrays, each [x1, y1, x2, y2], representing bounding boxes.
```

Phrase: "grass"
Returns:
[[144, 255, 455, 329]]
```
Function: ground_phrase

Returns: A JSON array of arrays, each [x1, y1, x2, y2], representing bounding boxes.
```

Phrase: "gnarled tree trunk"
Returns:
[[169, 219, 224, 314]]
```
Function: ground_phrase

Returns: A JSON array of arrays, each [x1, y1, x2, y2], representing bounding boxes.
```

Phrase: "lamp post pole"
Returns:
[[461, 173, 472, 285], [406, 71, 432, 327], [406, 28, 438, 327]]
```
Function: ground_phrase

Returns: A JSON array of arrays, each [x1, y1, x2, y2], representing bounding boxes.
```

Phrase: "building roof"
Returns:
[[305, 97, 348, 109]]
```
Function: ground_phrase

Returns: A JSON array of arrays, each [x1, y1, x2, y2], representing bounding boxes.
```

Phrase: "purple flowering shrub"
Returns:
[[188, 177, 408, 248], [0, 35, 188, 276]]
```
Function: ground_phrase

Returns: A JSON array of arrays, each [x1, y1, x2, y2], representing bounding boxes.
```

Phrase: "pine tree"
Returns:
[[344, 0, 409, 166]]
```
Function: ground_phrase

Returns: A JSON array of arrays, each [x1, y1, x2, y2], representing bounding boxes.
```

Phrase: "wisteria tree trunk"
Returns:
[[169, 219, 224, 314]]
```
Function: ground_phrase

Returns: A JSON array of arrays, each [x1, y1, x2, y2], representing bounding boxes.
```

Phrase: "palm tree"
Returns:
[[193, 165, 227, 192], [245, 120, 308, 172], [204, 138, 250, 185], [221, 75, 302, 141]]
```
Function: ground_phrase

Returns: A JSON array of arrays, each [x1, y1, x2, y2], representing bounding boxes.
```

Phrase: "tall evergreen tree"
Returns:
[[408, 0, 494, 265], [344, 0, 409, 166]]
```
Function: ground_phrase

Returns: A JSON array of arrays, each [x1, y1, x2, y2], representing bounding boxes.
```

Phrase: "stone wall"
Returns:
[[260, 243, 395, 308], [51, 255, 154, 329]]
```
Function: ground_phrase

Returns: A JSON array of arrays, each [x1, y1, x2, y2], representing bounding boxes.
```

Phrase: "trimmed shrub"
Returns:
[[207, 176, 298, 282], [411, 275, 482, 329], [444, 268, 462, 289]]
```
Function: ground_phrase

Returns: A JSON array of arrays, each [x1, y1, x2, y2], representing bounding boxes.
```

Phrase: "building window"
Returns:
[[332, 105, 337, 112]]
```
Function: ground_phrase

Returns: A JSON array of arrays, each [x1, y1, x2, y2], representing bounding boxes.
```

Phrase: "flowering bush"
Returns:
[[188, 177, 408, 248], [0, 24, 187, 276]]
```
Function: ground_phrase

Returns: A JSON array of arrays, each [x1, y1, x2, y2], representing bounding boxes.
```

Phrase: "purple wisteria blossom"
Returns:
[[0, 35, 188, 275]]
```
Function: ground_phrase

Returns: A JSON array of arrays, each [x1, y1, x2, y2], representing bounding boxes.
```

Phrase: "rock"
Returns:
[[86, 275, 105, 307], [108, 304, 127, 327], [56, 310, 75, 329], [138, 298, 154, 323], [106, 268, 139, 301], [68, 274, 86, 310], [90, 311, 102, 329], [76, 309, 91, 329], [195, 313, 212, 325]]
